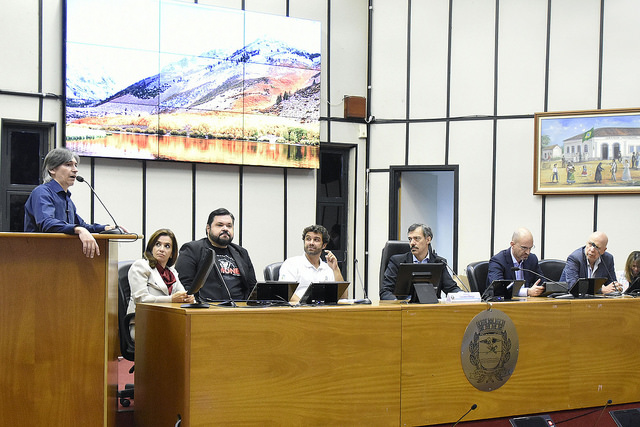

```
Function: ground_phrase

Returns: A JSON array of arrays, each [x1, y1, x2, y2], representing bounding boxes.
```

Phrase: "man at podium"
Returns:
[[23, 148, 117, 258]]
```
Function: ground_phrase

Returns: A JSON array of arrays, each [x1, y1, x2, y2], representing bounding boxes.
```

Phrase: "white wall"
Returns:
[[2, 0, 640, 301]]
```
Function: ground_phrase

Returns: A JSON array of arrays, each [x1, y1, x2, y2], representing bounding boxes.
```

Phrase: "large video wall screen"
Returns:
[[65, 0, 321, 168]]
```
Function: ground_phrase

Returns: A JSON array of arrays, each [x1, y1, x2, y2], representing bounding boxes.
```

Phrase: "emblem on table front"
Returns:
[[460, 309, 519, 391]]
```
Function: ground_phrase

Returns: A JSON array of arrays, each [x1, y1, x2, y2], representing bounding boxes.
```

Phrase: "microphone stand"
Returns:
[[353, 259, 372, 304], [452, 403, 477, 426], [212, 255, 237, 307], [76, 175, 124, 234]]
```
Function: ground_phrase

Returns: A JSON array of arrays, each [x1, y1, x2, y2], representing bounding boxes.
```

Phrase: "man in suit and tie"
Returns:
[[559, 231, 620, 294], [487, 228, 544, 297], [379, 223, 461, 300]]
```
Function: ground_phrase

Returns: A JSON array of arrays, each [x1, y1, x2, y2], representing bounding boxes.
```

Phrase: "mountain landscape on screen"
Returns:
[[66, 38, 321, 145]]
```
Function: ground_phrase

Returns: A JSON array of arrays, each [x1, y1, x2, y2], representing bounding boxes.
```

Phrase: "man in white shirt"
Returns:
[[278, 224, 344, 300]]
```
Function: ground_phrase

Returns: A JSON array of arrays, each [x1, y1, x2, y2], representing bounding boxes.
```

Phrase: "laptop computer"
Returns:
[[298, 281, 350, 305], [482, 280, 525, 301]]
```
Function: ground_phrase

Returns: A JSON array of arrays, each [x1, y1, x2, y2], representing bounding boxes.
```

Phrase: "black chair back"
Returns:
[[263, 262, 283, 281], [117, 261, 135, 362], [539, 259, 566, 282], [379, 240, 411, 287], [466, 260, 490, 294]]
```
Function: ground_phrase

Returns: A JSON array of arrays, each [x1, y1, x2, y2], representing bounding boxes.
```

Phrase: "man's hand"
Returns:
[[602, 282, 622, 294], [75, 226, 100, 258], [527, 280, 544, 297]]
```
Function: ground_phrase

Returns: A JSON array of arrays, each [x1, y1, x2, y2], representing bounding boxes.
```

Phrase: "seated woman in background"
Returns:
[[126, 228, 194, 339], [618, 251, 640, 291]]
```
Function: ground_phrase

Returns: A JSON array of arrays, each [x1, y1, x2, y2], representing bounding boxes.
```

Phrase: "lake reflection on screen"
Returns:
[[66, 133, 319, 168]]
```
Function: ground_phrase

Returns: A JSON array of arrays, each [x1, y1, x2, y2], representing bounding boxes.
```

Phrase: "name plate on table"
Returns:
[[447, 292, 482, 303]]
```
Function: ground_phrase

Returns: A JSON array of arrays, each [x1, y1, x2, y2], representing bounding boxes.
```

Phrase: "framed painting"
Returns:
[[534, 108, 640, 195]]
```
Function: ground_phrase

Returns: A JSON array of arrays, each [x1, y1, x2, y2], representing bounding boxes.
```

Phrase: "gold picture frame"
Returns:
[[534, 108, 640, 195]]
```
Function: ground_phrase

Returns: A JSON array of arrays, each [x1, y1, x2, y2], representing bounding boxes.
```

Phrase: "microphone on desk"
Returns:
[[443, 260, 466, 291], [553, 398, 611, 425], [452, 403, 477, 426], [353, 259, 372, 304], [75, 175, 124, 234], [511, 266, 569, 291], [211, 256, 237, 307]]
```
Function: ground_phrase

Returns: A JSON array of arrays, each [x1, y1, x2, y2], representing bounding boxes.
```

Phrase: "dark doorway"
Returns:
[[316, 147, 349, 277], [1, 121, 51, 231]]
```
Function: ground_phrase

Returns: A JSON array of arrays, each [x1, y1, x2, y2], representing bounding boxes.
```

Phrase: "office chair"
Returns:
[[263, 261, 283, 281], [117, 261, 135, 407], [379, 240, 411, 287], [539, 259, 566, 282], [466, 260, 490, 294]]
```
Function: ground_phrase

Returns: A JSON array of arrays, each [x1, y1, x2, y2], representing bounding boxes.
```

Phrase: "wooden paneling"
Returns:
[[136, 304, 402, 426], [0, 233, 133, 426], [136, 297, 640, 426], [401, 300, 571, 425]]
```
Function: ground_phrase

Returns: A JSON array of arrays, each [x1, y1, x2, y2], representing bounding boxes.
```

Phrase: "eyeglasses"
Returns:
[[519, 245, 535, 251]]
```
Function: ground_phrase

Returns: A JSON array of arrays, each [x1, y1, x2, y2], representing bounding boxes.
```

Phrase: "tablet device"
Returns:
[[247, 281, 299, 304], [624, 277, 640, 295], [482, 280, 525, 301], [569, 277, 608, 298], [298, 281, 350, 305]]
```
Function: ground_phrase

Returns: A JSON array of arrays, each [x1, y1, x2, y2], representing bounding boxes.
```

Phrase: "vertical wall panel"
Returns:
[[496, 0, 547, 116], [42, 0, 63, 94], [448, 120, 494, 268], [326, 0, 369, 119], [367, 171, 390, 301], [285, 168, 317, 261], [194, 164, 241, 236], [146, 161, 192, 254], [547, 0, 601, 111], [244, 0, 285, 14], [596, 194, 640, 269], [0, 1, 40, 92], [242, 166, 286, 280], [543, 196, 594, 260], [449, 0, 496, 118], [601, 0, 640, 108], [409, 0, 450, 119], [369, 123, 406, 169], [408, 122, 448, 165], [493, 119, 542, 252], [370, 0, 408, 120]]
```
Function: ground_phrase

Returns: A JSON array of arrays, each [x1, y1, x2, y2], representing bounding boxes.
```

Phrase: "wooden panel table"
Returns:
[[135, 303, 402, 426], [0, 232, 137, 427], [136, 297, 640, 426]]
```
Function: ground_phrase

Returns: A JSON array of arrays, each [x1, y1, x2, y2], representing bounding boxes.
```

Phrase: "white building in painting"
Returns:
[[542, 144, 562, 160], [563, 127, 640, 163]]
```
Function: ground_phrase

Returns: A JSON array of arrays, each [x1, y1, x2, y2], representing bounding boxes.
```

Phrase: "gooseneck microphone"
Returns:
[[75, 175, 123, 234], [211, 256, 237, 307], [452, 403, 477, 426], [353, 259, 372, 304], [443, 260, 466, 291], [554, 398, 611, 424]]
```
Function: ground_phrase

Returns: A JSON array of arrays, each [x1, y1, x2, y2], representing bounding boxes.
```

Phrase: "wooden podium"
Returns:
[[0, 232, 138, 427]]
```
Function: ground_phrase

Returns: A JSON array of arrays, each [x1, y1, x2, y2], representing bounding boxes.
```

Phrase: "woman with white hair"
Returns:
[[24, 147, 116, 257]]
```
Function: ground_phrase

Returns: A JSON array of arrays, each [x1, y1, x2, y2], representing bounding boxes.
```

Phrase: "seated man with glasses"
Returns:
[[559, 231, 621, 294], [487, 227, 545, 296]]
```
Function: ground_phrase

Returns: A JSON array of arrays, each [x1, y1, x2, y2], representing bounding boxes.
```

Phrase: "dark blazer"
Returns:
[[559, 246, 616, 287], [487, 248, 544, 291], [379, 247, 461, 300], [175, 238, 257, 301]]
